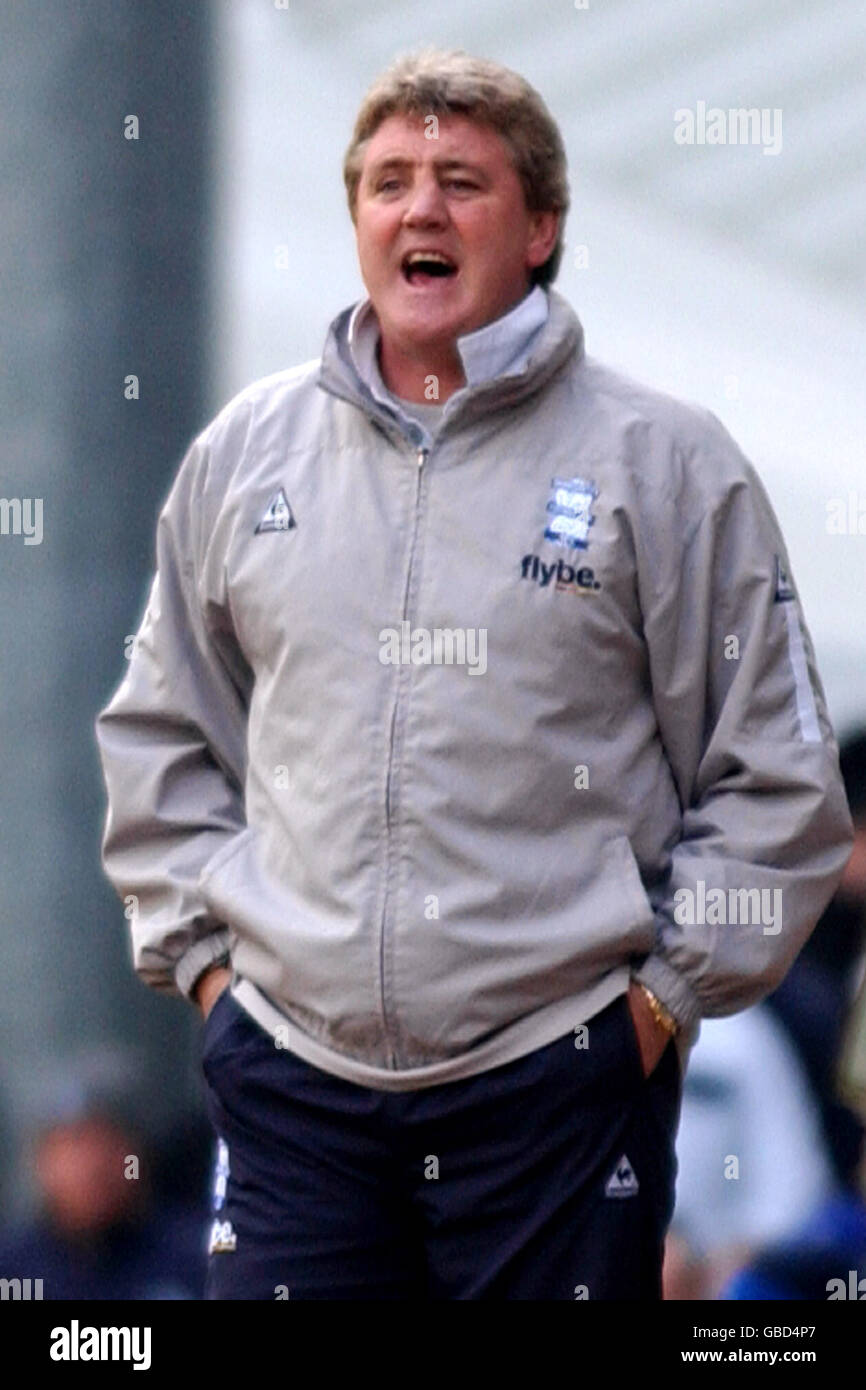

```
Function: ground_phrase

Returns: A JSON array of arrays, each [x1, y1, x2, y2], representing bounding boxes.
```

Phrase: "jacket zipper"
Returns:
[[379, 441, 428, 1065]]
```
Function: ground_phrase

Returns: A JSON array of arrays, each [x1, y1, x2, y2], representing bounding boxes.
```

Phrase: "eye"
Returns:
[[377, 178, 402, 193], [444, 178, 477, 191]]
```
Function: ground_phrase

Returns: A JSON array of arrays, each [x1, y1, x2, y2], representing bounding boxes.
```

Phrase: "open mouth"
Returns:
[[401, 251, 458, 285]]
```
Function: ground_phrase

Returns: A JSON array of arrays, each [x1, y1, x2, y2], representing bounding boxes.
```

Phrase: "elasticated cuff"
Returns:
[[631, 952, 702, 1039], [174, 928, 232, 999]]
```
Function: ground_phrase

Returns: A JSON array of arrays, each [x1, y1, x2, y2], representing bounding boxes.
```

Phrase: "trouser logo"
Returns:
[[605, 1153, 639, 1197], [520, 554, 602, 593], [209, 1218, 237, 1253]]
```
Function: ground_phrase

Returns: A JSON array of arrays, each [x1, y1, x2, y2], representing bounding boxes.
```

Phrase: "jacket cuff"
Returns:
[[174, 929, 232, 999], [631, 953, 702, 1038]]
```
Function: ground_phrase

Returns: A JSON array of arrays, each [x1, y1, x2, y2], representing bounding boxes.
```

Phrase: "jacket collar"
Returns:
[[347, 285, 549, 399], [317, 286, 584, 448]]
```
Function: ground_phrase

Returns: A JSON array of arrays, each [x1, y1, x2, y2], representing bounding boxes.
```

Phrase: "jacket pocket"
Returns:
[[201, 982, 235, 1054], [201, 987, 269, 1091], [618, 992, 649, 1085]]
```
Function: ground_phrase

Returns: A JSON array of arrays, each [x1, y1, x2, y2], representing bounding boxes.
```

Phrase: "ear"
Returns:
[[525, 209, 560, 272]]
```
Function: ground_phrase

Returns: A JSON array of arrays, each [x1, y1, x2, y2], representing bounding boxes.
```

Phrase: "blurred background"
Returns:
[[0, 0, 864, 1299]]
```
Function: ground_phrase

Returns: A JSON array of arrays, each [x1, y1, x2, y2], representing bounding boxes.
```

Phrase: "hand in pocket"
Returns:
[[195, 965, 233, 1020], [626, 982, 673, 1079]]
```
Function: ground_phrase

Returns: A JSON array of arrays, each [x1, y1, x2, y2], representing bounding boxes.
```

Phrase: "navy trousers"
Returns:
[[201, 988, 682, 1300]]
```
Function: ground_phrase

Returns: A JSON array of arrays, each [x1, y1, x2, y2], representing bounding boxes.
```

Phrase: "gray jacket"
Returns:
[[95, 288, 853, 1090]]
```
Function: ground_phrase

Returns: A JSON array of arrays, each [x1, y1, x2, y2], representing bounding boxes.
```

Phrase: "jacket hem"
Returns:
[[229, 967, 631, 1092]]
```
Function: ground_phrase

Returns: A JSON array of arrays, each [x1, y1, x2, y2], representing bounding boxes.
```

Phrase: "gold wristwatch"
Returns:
[[635, 981, 680, 1038]]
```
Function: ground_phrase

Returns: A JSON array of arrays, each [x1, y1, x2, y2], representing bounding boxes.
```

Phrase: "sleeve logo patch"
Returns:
[[255, 488, 296, 534], [774, 554, 795, 602]]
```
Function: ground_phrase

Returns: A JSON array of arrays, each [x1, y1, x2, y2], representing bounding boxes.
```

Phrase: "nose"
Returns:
[[402, 172, 448, 227]]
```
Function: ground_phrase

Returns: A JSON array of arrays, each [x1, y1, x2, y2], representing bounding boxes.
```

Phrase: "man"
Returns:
[[95, 49, 853, 1300]]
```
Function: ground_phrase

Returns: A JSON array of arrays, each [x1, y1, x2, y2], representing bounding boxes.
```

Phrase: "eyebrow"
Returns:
[[366, 156, 488, 179]]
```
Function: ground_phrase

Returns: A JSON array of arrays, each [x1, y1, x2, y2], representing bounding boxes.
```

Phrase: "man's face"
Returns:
[[353, 112, 558, 358]]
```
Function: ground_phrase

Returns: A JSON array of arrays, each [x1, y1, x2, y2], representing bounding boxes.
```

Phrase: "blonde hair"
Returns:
[[343, 48, 570, 286]]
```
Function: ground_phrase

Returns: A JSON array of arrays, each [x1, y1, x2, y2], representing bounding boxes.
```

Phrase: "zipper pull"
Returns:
[[416, 446, 427, 469]]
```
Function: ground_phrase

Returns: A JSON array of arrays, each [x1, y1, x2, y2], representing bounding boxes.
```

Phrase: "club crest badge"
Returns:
[[544, 476, 598, 550]]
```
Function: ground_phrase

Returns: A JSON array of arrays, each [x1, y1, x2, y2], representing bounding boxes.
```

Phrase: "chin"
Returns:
[[392, 308, 466, 345]]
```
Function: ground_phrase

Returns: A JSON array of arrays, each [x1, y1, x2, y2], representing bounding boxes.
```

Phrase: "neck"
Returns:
[[377, 335, 465, 403]]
